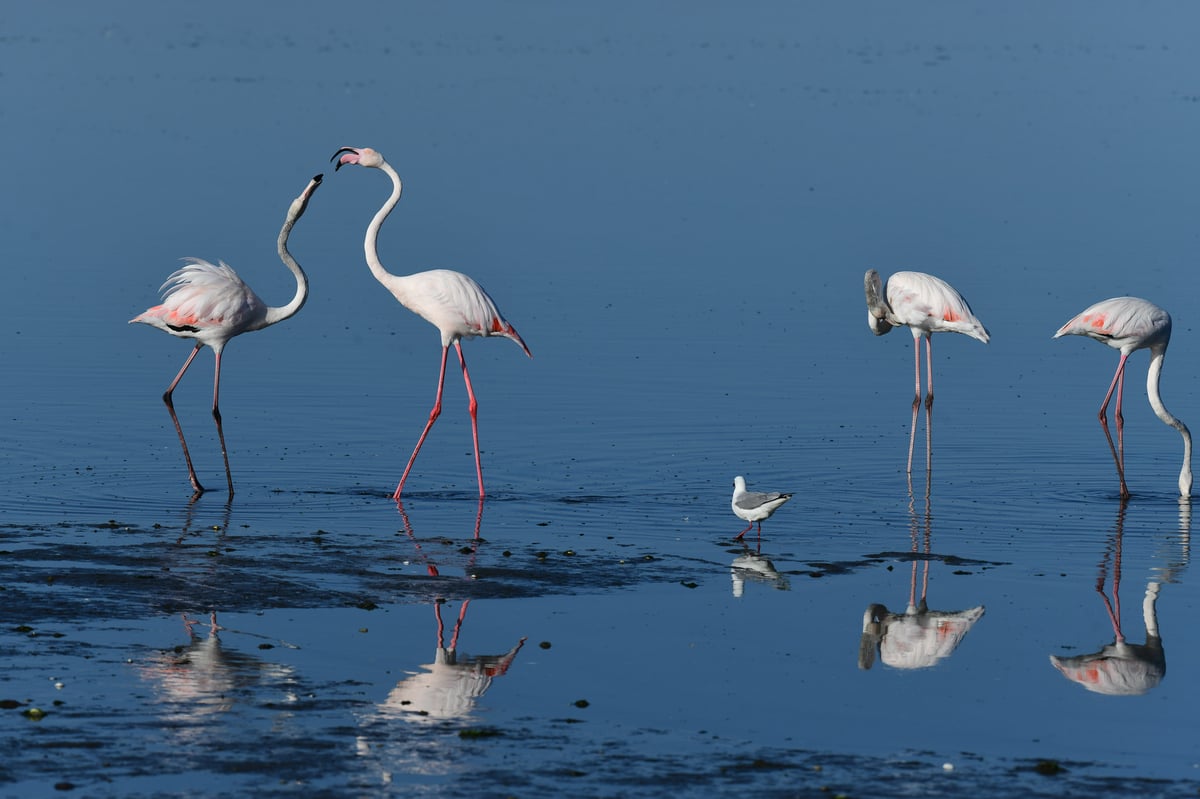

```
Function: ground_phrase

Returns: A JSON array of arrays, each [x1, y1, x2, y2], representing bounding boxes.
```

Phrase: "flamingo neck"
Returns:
[[1147, 348, 1192, 496], [363, 159, 405, 290], [261, 208, 310, 329]]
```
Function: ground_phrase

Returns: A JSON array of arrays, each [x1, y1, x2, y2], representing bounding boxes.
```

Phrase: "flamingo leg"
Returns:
[[455, 341, 486, 500], [448, 599, 470, 651], [907, 336, 922, 473], [394, 346, 450, 500], [924, 334, 934, 475], [1098, 353, 1131, 499], [163, 343, 206, 495], [211, 350, 234, 496]]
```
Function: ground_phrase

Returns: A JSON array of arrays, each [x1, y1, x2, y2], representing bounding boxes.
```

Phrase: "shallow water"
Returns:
[[5, 3, 1200, 797]]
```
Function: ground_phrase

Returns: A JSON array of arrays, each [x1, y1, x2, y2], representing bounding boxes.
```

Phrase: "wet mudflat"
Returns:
[[6, 3, 1200, 797]]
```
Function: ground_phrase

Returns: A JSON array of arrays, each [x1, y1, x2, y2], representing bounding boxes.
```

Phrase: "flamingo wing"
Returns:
[[885, 271, 989, 342]]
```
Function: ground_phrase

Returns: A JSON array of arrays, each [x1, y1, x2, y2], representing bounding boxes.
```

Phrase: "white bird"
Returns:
[[731, 476, 792, 540], [865, 269, 990, 473], [130, 174, 323, 496], [332, 147, 531, 500], [1054, 296, 1192, 499]]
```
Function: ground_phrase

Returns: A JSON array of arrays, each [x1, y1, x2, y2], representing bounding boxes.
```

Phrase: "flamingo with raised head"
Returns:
[[1054, 296, 1192, 499], [332, 146, 531, 500], [130, 174, 323, 496], [864, 269, 990, 473]]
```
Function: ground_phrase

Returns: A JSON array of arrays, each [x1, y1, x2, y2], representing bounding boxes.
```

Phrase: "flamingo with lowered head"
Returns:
[[1054, 296, 1192, 499], [864, 269, 990, 474], [332, 146, 531, 500], [130, 174, 323, 496]]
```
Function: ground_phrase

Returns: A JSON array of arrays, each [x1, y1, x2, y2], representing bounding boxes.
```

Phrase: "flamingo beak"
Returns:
[[331, 147, 360, 171]]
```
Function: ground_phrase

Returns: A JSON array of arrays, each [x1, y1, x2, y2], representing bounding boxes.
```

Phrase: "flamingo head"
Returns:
[[332, 146, 384, 170], [287, 174, 323, 220]]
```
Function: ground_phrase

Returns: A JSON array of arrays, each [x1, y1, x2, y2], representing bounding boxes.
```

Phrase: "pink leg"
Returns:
[[924, 335, 934, 474], [734, 521, 754, 540], [1098, 354, 1131, 499], [448, 599, 470, 651], [163, 343, 205, 495], [907, 337, 922, 473], [394, 346, 450, 500], [455, 342, 486, 500], [211, 351, 234, 495]]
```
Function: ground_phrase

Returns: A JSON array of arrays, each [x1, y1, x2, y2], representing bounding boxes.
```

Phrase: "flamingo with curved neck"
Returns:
[[130, 173, 323, 496], [332, 146, 531, 500]]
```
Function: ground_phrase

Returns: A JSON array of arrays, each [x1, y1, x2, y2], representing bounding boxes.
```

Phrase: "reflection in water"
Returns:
[[1049, 500, 1190, 696], [386, 502, 525, 720], [356, 503, 526, 785], [859, 476, 985, 670], [138, 612, 297, 740], [730, 540, 790, 597], [377, 599, 526, 722]]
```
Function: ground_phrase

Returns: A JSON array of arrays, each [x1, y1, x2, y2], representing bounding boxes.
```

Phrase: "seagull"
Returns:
[[731, 476, 792, 540]]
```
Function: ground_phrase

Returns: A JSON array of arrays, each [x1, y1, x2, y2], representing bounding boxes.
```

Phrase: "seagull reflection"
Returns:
[[730, 540, 790, 597], [1049, 499, 1190, 696], [859, 476, 985, 670], [138, 612, 297, 739]]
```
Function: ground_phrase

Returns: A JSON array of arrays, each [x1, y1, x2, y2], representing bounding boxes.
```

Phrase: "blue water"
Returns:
[[4, 3, 1200, 797]]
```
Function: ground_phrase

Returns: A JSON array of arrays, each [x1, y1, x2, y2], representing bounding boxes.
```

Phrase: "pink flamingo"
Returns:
[[130, 174, 323, 495], [1054, 296, 1192, 499], [332, 147, 531, 500], [864, 270, 990, 473]]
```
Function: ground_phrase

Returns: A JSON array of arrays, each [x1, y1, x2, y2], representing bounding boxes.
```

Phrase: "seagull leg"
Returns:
[[455, 341, 486, 500], [210, 350, 234, 496], [394, 346, 450, 499], [163, 343, 205, 496], [734, 521, 754, 540]]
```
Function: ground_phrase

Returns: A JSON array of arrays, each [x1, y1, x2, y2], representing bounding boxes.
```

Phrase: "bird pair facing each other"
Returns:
[[131, 147, 531, 499], [865, 270, 1192, 499]]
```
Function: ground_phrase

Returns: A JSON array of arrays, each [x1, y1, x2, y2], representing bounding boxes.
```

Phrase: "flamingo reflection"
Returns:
[[1049, 500, 1190, 695], [859, 476, 984, 670], [379, 501, 526, 721], [376, 599, 526, 722], [138, 612, 297, 739]]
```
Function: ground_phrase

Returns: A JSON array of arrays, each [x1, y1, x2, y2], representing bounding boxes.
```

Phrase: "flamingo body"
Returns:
[[1054, 296, 1192, 498], [377, 267, 530, 353], [130, 174, 323, 495], [332, 146, 530, 500], [864, 269, 989, 473], [131, 259, 269, 351]]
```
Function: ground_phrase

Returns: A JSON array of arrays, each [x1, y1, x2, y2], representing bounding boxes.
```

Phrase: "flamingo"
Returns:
[[1054, 296, 1192, 499], [130, 174, 323, 496], [864, 270, 990, 473], [331, 146, 531, 500], [731, 476, 792, 540]]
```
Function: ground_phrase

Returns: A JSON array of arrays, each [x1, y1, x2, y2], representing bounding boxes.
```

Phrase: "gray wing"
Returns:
[[736, 491, 788, 510]]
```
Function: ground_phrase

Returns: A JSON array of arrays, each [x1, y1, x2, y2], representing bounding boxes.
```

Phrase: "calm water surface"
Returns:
[[4, 3, 1200, 797]]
